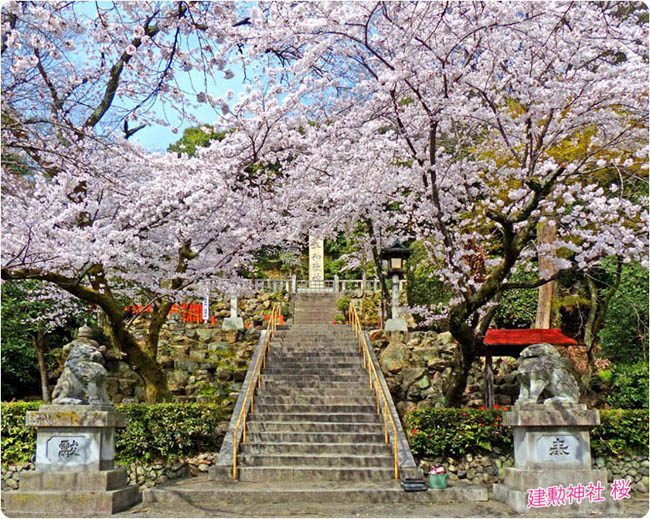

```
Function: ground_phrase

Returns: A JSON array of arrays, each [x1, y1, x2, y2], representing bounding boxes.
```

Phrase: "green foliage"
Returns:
[[598, 261, 649, 364], [592, 409, 649, 456], [405, 241, 452, 328], [407, 408, 648, 459], [1, 403, 228, 466], [606, 362, 649, 409], [406, 408, 512, 457], [1, 280, 87, 400], [494, 268, 538, 329], [167, 125, 226, 157], [1, 402, 40, 465], [335, 296, 351, 314]]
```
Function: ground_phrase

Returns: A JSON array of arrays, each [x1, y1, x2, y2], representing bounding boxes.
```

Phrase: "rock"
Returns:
[[457, 469, 467, 479], [448, 465, 457, 473], [6, 479, 18, 490], [438, 332, 453, 345], [226, 331, 239, 344], [401, 367, 427, 389], [208, 342, 230, 352], [380, 342, 409, 372], [428, 359, 447, 371], [196, 329, 214, 342], [415, 375, 430, 389], [198, 464, 210, 472], [369, 329, 386, 342]]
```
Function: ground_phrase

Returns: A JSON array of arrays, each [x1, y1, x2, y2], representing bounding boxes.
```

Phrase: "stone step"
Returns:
[[264, 355, 363, 364], [237, 453, 393, 468], [144, 477, 489, 506], [254, 395, 375, 406], [263, 362, 362, 370], [261, 374, 363, 383], [245, 421, 384, 433], [249, 412, 380, 423], [262, 368, 365, 376], [252, 403, 377, 414], [244, 431, 387, 444], [239, 442, 391, 456], [266, 349, 359, 357], [237, 466, 395, 482], [260, 381, 371, 391]]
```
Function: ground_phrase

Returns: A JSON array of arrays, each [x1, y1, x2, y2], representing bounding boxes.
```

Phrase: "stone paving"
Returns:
[[107, 476, 650, 519]]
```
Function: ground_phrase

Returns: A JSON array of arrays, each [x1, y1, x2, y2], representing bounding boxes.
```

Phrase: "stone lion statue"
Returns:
[[52, 325, 111, 405], [515, 343, 580, 406]]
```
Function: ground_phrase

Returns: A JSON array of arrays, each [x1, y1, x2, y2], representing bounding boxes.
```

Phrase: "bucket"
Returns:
[[428, 474, 447, 489]]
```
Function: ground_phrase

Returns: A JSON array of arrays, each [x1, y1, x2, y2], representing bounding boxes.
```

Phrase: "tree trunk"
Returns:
[[107, 319, 173, 403], [581, 261, 623, 389], [534, 220, 557, 329], [365, 220, 392, 320], [444, 309, 480, 407], [33, 332, 50, 403]]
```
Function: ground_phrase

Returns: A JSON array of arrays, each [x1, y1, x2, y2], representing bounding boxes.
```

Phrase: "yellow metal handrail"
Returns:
[[348, 303, 399, 479], [232, 302, 282, 479]]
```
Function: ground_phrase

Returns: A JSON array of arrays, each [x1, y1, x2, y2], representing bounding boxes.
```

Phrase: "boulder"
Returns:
[[380, 342, 409, 372], [196, 329, 214, 342], [438, 331, 454, 345]]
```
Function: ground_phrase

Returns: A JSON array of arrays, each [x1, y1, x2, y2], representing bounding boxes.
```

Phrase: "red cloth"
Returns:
[[484, 328, 577, 346]]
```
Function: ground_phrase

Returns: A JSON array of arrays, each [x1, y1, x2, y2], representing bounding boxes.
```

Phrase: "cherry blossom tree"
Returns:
[[233, 1, 648, 405], [1, 2, 289, 402]]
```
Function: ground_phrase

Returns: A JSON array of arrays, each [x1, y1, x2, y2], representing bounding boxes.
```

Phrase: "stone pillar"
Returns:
[[222, 296, 244, 330], [362, 271, 367, 292], [4, 405, 139, 516], [308, 234, 324, 289], [334, 274, 339, 292], [291, 274, 297, 293], [384, 274, 407, 332], [494, 404, 621, 514]]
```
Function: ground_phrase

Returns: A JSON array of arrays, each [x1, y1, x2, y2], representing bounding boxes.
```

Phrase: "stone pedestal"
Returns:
[[3, 405, 140, 516], [493, 404, 621, 514], [222, 296, 244, 330]]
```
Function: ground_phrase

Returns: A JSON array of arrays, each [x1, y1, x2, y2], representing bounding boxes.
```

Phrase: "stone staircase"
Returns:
[[143, 293, 488, 510], [291, 292, 339, 324], [235, 324, 395, 482]]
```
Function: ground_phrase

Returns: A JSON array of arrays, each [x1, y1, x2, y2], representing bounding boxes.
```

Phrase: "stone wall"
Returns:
[[370, 330, 519, 415], [5, 453, 647, 494], [100, 291, 289, 404]]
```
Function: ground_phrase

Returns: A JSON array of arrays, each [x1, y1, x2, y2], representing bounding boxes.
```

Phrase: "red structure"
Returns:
[[480, 328, 577, 407]]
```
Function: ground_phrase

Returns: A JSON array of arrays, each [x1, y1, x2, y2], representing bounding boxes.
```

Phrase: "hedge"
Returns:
[[1, 402, 228, 466], [406, 408, 649, 459], [3, 404, 647, 467]]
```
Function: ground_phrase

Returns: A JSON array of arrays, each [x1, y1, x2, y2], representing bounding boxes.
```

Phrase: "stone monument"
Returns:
[[493, 343, 620, 514], [308, 233, 324, 289], [4, 326, 140, 516], [222, 295, 244, 330]]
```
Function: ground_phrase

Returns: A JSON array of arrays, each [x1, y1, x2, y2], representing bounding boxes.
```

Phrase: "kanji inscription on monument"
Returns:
[[45, 435, 91, 465], [308, 234, 324, 287], [536, 434, 579, 463]]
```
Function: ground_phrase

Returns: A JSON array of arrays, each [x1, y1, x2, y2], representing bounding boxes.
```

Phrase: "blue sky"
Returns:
[[131, 63, 247, 152]]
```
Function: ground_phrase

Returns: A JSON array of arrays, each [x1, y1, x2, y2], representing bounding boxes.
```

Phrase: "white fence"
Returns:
[[236, 277, 406, 293]]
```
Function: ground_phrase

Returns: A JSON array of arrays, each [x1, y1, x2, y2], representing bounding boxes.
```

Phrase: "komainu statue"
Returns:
[[515, 343, 580, 406], [52, 325, 111, 405]]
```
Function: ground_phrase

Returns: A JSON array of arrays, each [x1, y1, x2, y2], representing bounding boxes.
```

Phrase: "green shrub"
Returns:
[[598, 261, 649, 364], [1, 402, 40, 465], [1, 402, 229, 466], [335, 296, 350, 314], [493, 269, 538, 329], [406, 408, 512, 457], [606, 362, 649, 409], [406, 407, 648, 459], [592, 409, 649, 457]]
